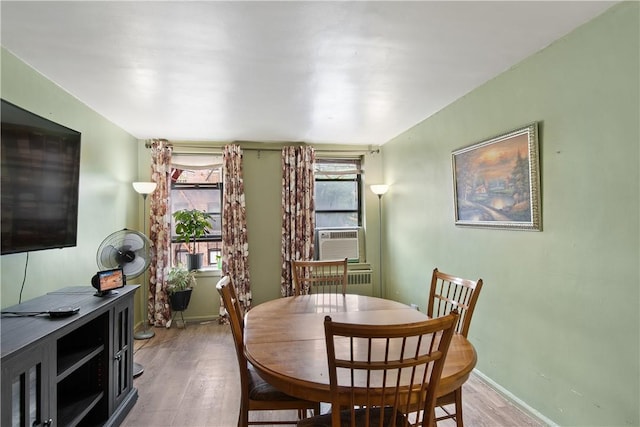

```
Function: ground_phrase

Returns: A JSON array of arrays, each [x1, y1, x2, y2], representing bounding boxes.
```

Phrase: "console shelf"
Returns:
[[57, 344, 105, 382], [1, 285, 139, 427], [58, 391, 104, 427]]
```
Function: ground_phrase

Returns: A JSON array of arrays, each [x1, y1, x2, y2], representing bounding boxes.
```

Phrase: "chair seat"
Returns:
[[248, 363, 302, 402], [297, 406, 407, 427]]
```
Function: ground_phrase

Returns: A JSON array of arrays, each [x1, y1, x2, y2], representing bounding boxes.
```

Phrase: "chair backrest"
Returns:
[[323, 311, 459, 427], [427, 268, 483, 337], [291, 258, 348, 296], [216, 276, 249, 388]]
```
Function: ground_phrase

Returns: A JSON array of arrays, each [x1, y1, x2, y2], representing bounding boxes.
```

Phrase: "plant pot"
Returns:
[[169, 288, 193, 311], [186, 253, 203, 271]]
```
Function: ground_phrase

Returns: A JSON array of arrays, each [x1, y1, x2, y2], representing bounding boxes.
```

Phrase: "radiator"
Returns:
[[347, 270, 373, 286], [346, 270, 374, 296]]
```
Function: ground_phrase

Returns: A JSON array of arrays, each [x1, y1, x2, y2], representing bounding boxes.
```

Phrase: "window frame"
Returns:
[[169, 163, 223, 268], [170, 181, 223, 244], [314, 158, 363, 229]]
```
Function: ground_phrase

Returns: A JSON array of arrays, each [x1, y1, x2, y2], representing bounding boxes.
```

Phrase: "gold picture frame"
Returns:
[[452, 123, 541, 231]]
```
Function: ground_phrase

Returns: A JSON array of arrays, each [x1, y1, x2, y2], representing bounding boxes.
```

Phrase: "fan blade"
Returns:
[[123, 256, 146, 278], [98, 245, 121, 269], [132, 248, 150, 260], [122, 233, 145, 251]]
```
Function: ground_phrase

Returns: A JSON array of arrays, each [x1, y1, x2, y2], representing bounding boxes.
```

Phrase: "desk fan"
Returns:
[[97, 229, 151, 279]]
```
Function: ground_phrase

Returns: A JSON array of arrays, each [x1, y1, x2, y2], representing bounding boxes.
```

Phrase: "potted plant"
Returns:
[[166, 265, 197, 312], [172, 208, 213, 270]]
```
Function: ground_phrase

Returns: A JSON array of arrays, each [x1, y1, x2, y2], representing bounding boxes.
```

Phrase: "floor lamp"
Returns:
[[132, 181, 157, 378], [132, 181, 157, 341], [370, 184, 389, 298]]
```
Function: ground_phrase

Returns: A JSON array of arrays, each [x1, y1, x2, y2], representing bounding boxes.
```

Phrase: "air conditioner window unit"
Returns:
[[318, 229, 359, 261]]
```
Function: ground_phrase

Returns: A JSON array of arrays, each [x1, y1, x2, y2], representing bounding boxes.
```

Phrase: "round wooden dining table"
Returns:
[[243, 293, 477, 403]]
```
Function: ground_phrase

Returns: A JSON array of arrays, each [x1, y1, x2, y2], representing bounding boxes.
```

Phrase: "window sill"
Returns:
[[192, 267, 222, 278], [347, 262, 372, 271]]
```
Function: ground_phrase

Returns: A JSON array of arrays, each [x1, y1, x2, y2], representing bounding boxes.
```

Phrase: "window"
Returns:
[[170, 155, 223, 268], [314, 159, 362, 228]]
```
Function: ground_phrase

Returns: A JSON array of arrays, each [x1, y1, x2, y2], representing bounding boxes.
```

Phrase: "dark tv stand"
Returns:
[[1, 285, 139, 426]]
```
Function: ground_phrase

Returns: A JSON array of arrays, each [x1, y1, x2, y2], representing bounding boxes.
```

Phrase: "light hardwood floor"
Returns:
[[122, 320, 545, 427]]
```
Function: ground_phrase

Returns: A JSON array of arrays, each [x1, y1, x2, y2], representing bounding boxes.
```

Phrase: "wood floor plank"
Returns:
[[122, 321, 545, 427]]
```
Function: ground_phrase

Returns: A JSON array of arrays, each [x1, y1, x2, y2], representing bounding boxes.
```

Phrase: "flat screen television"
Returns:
[[1, 99, 82, 255]]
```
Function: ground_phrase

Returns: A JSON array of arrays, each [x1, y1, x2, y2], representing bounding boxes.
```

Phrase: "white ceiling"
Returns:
[[1, 1, 616, 145]]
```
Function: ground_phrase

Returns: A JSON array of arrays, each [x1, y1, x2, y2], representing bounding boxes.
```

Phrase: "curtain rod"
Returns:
[[144, 141, 379, 155]]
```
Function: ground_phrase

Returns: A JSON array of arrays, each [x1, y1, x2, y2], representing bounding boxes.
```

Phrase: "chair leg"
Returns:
[[427, 408, 436, 427], [239, 402, 249, 427], [454, 387, 464, 427]]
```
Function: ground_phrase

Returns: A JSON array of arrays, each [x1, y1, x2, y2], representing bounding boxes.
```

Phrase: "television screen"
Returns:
[[1, 99, 81, 255]]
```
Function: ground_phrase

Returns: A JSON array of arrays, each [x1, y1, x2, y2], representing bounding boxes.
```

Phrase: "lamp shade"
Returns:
[[132, 181, 157, 195], [370, 184, 389, 196]]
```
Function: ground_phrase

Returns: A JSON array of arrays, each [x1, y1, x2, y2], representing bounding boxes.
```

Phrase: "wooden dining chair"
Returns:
[[291, 258, 348, 296], [216, 276, 320, 426], [427, 268, 483, 427], [298, 311, 459, 427]]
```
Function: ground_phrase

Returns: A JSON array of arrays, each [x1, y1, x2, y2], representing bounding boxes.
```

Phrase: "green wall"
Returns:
[[381, 3, 639, 426], [1, 48, 141, 310]]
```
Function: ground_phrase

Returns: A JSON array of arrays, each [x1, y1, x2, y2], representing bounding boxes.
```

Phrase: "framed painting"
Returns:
[[452, 122, 541, 231]]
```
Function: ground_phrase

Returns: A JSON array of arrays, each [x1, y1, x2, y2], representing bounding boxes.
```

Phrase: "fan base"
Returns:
[[133, 362, 144, 378], [134, 327, 155, 340]]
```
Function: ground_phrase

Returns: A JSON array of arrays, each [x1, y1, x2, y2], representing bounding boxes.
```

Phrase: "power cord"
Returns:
[[133, 337, 152, 355], [18, 252, 29, 304]]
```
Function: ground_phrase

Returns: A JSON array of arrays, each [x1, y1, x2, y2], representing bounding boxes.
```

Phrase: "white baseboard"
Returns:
[[473, 368, 558, 427]]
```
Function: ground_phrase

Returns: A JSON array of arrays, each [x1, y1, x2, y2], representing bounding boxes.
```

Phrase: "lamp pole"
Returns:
[[132, 182, 157, 340], [370, 185, 389, 298]]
